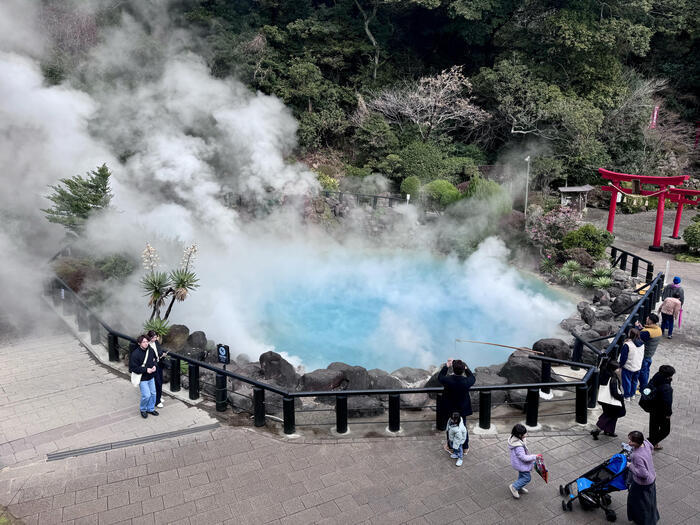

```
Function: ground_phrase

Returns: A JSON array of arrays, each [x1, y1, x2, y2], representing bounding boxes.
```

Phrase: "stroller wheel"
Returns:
[[602, 494, 612, 507], [561, 500, 567, 512], [566, 501, 573, 511], [605, 509, 617, 522], [559, 485, 564, 496]]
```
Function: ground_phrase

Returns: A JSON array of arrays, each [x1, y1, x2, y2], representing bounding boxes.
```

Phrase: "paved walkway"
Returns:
[[1, 211, 699, 524]]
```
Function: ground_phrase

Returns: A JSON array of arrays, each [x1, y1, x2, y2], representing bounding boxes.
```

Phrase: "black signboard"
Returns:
[[217, 344, 230, 365]]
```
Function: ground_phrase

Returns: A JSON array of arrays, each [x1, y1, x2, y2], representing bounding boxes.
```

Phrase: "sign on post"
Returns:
[[217, 344, 230, 365]]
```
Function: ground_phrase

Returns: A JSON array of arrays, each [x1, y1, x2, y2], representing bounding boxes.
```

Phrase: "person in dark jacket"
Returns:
[[147, 330, 168, 409], [647, 365, 675, 450], [129, 334, 159, 418], [635, 314, 662, 390], [661, 276, 684, 305], [591, 360, 625, 439], [438, 358, 475, 453]]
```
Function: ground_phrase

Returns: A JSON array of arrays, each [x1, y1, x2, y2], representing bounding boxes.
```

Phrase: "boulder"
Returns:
[[235, 353, 251, 366], [565, 247, 596, 268], [607, 285, 624, 298], [591, 320, 617, 337], [187, 331, 207, 349], [177, 346, 207, 362], [592, 289, 612, 306], [347, 396, 385, 417], [400, 393, 429, 409], [506, 390, 528, 411], [594, 305, 615, 321], [259, 351, 298, 389], [612, 269, 628, 282], [663, 242, 687, 254], [328, 362, 370, 390], [391, 367, 431, 385], [577, 301, 590, 314], [560, 317, 586, 333], [368, 369, 403, 390], [473, 365, 508, 406], [498, 351, 544, 384], [611, 293, 638, 315], [299, 369, 347, 392], [162, 324, 189, 351], [581, 305, 597, 326], [532, 338, 571, 361], [571, 327, 608, 349], [238, 362, 264, 382]]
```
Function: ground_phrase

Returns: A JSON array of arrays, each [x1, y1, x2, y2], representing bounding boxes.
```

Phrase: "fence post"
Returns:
[[436, 393, 447, 431], [645, 264, 654, 283], [620, 253, 628, 271], [215, 373, 227, 412], [571, 338, 583, 370], [76, 306, 88, 332], [283, 397, 295, 435], [188, 363, 200, 400], [479, 391, 492, 430], [576, 384, 588, 424], [587, 368, 600, 408], [88, 315, 100, 344], [610, 247, 617, 264], [525, 388, 539, 427], [372, 196, 378, 209], [169, 357, 181, 391], [540, 361, 552, 395], [253, 387, 265, 427], [107, 333, 119, 362], [631, 257, 639, 278], [336, 395, 348, 434], [388, 394, 400, 432]]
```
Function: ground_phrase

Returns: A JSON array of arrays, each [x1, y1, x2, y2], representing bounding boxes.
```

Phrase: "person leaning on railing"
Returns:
[[635, 313, 662, 391], [658, 292, 682, 339]]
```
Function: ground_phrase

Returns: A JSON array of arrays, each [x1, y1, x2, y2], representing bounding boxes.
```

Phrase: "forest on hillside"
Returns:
[[177, 0, 699, 192]]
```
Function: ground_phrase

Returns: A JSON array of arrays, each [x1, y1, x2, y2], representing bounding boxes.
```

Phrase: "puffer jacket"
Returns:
[[447, 417, 467, 447], [508, 436, 537, 472]]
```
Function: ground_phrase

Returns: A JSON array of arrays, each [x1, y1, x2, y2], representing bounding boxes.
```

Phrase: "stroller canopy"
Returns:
[[576, 453, 628, 493]]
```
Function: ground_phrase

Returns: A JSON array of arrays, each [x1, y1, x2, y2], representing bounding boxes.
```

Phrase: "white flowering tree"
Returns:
[[141, 243, 199, 335]]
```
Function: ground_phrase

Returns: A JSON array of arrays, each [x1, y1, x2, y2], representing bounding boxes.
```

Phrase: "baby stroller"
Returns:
[[559, 452, 628, 522]]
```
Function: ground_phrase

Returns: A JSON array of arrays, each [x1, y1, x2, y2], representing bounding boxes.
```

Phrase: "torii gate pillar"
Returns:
[[649, 186, 667, 251]]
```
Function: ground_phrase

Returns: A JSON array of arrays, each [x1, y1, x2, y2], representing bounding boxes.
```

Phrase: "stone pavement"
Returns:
[[1, 213, 699, 524]]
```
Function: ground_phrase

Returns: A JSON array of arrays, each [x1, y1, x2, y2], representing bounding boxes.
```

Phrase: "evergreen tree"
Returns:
[[42, 164, 113, 235]]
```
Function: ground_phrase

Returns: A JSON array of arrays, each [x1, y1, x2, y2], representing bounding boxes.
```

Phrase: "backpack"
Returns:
[[638, 385, 657, 413]]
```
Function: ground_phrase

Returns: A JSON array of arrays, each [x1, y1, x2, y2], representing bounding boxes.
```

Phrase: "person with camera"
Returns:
[[438, 358, 475, 455]]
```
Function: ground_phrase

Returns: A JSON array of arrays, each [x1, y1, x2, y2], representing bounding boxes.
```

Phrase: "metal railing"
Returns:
[[47, 273, 597, 436], [609, 245, 655, 282], [320, 190, 404, 208]]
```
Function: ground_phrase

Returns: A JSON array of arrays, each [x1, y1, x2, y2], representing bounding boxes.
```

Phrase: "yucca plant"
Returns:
[[540, 257, 556, 274], [593, 276, 615, 289], [577, 275, 596, 288], [141, 271, 170, 320], [561, 260, 582, 273], [592, 267, 613, 279], [143, 317, 170, 337]]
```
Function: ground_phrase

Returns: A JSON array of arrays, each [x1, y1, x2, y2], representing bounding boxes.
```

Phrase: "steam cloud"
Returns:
[[0, 0, 571, 370]]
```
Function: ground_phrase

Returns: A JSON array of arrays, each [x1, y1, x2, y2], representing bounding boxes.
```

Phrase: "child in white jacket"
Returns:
[[446, 412, 467, 466]]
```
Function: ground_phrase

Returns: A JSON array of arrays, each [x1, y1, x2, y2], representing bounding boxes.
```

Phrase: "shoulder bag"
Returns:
[[130, 348, 150, 387]]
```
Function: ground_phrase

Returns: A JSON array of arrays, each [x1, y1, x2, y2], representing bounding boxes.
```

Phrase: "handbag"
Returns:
[[130, 347, 150, 387]]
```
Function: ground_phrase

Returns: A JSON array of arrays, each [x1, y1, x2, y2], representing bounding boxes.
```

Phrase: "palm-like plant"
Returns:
[[141, 271, 170, 320], [577, 275, 596, 288], [162, 268, 199, 319], [592, 267, 613, 279], [593, 276, 614, 289]]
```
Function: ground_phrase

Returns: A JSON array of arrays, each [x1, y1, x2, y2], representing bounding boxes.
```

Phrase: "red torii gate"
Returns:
[[599, 168, 697, 251]]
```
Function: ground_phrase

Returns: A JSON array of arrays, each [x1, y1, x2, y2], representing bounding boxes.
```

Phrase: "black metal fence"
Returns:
[[321, 190, 404, 208], [608, 245, 655, 283], [47, 273, 598, 436]]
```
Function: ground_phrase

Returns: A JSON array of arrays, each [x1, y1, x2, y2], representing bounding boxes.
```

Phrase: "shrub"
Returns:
[[462, 175, 512, 215], [439, 157, 479, 184], [593, 276, 615, 288], [592, 267, 613, 279], [317, 172, 339, 191], [345, 164, 372, 178], [96, 254, 137, 281], [352, 113, 399, 154], [423, 179, 460, 208], [562, 224, 613, 259], [683, 222, 700, 251], [540, 257, 556, 274], [562, 260, 582, 273], [400, 176, 421, 198], [399, 141, 446, 182], [577, 275, 596, 288], [143, 318, 170, 337]]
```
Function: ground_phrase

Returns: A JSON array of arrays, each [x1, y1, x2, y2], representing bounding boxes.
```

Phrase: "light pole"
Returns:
[[524, 156, 531, 219]]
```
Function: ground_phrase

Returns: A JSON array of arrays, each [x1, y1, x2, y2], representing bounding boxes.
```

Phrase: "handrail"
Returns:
[[608, 245, 654, 282]]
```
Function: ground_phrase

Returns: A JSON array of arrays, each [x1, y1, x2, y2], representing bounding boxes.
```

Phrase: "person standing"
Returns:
[[661, 276, 684, 305], [438, 358, 475, 454], [129, 334, 159, 418], [507, 424, 541, 499], [147, 330, 167, 409], [658, 292, 682, 339], [591, 360, 625, 439], [626, 430, 660, 525], [636, 314, 662, 390], [446, 412, 467, 467], [619, 328, 644, 399], [647, 365, 675, 451]]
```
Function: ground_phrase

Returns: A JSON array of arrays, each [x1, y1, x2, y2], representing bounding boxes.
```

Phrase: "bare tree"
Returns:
[[354, 0, 380, 80], [364, 66, 489, 140]]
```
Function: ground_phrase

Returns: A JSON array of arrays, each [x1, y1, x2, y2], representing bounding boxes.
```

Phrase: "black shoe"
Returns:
[[148, 410, 159, 416], [590, 429, 600, 440], [141, 411, 148, 418], [603, 432, 617, 437]]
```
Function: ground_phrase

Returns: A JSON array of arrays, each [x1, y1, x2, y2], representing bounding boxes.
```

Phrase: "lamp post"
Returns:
[[524, 156, 531, 219]]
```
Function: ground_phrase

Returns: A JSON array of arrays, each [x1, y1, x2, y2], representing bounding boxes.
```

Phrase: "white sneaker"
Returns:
[[456, 458, 463, 467], [509, 484, 520, 499], [450, 453, 458, 459], [519, 487, 528, 494], [157, 402, 164, 408]]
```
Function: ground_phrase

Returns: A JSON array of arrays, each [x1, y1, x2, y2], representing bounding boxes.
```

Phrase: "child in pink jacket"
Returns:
[[507, 424, 541, 499]]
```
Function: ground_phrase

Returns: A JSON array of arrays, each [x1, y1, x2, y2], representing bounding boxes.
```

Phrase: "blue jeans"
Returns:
[[513, 470, 531, 490], [661, 313, 674, 336], [621, 369, 640, 398], [639, 358, 653, 390], [139, 378, 156, 412], [451, 442, 463, 459]]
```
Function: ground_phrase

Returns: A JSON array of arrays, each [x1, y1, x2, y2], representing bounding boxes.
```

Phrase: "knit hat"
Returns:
[[673, 276, 681, 284]]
